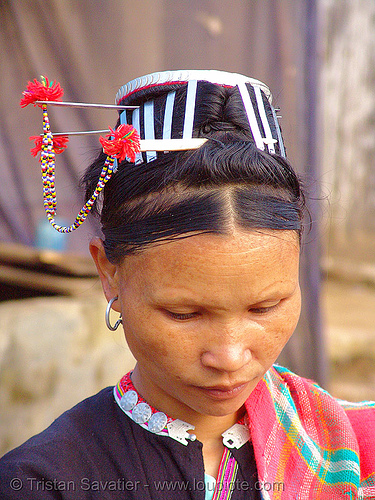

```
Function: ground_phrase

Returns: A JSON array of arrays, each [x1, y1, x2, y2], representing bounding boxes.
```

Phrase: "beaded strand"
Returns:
[[39, 104, 117, 233], [21, 76, 140, 234]]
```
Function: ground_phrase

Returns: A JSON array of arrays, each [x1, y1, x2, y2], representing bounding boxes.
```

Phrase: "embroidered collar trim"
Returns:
[[113, 372, 250, 448]]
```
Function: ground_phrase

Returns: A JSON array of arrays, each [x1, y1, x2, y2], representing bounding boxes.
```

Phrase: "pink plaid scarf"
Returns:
[[246, 366, 375, 499]]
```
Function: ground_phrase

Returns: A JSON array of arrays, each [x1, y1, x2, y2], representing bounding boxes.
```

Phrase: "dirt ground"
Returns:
[[322, 278, 375, 402]]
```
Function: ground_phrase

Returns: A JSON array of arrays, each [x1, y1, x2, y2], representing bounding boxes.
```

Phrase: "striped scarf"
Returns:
[[246, 366, 375, 499]]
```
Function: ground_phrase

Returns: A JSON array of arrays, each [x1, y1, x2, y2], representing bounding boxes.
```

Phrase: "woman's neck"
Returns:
[[129, 367, 245, 477]]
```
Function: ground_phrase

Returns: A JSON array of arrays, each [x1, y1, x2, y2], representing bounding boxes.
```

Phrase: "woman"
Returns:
[[1, 70, 374, 499]]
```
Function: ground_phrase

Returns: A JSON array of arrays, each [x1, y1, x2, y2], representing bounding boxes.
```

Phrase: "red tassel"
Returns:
[[29, 135, 69, 157], [20, 76, 64, 108], [99, 124, 141, 163]]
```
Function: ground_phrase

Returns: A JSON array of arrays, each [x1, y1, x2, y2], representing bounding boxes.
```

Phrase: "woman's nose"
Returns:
[[200, 321, 253, 372]]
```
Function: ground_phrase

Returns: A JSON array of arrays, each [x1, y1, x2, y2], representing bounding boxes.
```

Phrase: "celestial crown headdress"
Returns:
[[21, 70, 285, 233]]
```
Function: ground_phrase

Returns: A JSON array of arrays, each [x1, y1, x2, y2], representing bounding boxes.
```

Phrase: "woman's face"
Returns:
[[92, 229, 301, 422]]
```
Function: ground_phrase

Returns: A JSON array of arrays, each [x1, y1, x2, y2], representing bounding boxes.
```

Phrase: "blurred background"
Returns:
[[1, 0, 375, 456]]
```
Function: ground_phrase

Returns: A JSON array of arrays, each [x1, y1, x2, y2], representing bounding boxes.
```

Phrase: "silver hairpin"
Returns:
[[43, 129, 110, 137], [35, 100, 139, 110]]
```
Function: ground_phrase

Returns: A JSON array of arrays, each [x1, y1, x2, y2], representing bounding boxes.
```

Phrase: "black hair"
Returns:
[[82, 82, 304, 264]]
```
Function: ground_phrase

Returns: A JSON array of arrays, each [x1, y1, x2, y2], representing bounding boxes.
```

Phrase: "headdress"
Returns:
[[21, 70, 284, 233]]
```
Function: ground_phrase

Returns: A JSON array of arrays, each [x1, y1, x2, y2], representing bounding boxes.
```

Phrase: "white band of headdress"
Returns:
[[271, 106, 285, 157], [183, 80, 198, 140], [237, 82, 264, 150], [144, 100, 157, 163], [132, 108, 143, 165], [254, 86, 276, 154], [163, 91, 176, 141]]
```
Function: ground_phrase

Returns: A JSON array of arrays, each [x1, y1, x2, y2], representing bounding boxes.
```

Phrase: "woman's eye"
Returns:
[[167, 311, 197, 321], [249, 303, 279, 314]]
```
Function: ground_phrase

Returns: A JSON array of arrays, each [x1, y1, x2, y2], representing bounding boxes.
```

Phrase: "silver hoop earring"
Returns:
[[105, 296, 122, 331]]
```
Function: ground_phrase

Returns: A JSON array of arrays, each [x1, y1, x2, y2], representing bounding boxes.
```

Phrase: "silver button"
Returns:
[[148, 412, 168, 433], [120, 390, 138, 411], [132, 402, 152, 424]]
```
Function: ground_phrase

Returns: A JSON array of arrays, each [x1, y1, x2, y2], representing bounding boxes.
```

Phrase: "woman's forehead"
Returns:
[[119, 230, 300, 292], [125, 229, 299, 259]]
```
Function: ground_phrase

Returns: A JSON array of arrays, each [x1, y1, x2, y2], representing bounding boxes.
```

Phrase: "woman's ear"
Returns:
[[89, 237, 120, 310]]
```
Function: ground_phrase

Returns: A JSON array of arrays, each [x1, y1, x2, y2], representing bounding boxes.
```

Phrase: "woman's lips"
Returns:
[[195, 382, 249, 400]]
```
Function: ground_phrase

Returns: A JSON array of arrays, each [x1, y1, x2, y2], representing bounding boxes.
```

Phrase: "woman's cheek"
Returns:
[[253, 316, 296, 361], [265, 296, 301, 353], [123, 315, 186, 362]]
